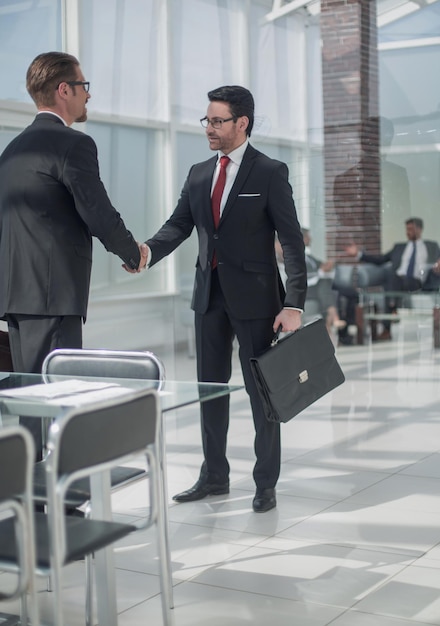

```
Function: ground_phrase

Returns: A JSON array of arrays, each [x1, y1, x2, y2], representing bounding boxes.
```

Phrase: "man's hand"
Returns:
[[320, 260, 334, 272], [138, 243, 149, 270], [433, 258, 440, 275], [345, 243, 359, 257], [122, 242, 149, 273], [273, 309, 302, 333]]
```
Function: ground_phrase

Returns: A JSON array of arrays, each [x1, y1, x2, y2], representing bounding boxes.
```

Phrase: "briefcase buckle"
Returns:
[[298, 370, 308, 383]]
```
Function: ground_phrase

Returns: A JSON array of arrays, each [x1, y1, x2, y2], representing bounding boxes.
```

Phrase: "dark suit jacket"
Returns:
[[147, 144, 307, 319], [361, 240, 440, 273], [0, 113, 140, 319]]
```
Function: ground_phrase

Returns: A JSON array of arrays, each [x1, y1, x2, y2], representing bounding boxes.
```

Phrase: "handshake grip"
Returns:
[[122, 242, 149, 273]]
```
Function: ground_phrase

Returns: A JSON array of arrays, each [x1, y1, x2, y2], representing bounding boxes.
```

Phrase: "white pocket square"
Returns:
[[238, 193, 261, 197]]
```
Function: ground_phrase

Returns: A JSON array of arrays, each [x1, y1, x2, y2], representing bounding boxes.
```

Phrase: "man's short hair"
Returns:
[[406, 217, 423, 230], [26, 51, 80, 108], [207, 85, 254, 137]]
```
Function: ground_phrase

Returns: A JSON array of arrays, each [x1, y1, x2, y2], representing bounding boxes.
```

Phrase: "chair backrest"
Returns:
[[356, 263, 389, 288], [332, 264, 356, 290], [42, 348, 165, 389], [0, 426, 33, 503], [0, 426, 37, 612], [333, 263, 388, 290], [46, 388, 159, 480], [42, 389, 161, 625]]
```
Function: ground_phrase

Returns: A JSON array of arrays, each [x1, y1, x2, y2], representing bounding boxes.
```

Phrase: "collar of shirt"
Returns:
[[211, 139, 249, 214], [216, 139, 249, 168], [37, 111, 68, 126]]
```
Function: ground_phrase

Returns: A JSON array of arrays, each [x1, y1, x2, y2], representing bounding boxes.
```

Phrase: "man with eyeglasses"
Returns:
[[145, 85, 307, 513], [0, 51, 147, 458]]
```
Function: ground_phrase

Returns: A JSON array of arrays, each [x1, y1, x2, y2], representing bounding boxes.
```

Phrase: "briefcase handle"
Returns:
[[272, 322, 304, 346], [272, 325, 284, 346]]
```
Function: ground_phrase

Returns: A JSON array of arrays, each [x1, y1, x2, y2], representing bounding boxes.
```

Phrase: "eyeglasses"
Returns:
[[67, 81, 90, 93], [200, 116, 235, 129], [57, 81, 90, 93]]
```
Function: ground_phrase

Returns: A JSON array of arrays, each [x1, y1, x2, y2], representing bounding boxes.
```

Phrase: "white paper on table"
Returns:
[[0, 379, 134, 405]]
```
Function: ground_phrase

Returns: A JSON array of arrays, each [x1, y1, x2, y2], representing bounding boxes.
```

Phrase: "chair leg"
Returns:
[[20, 594, 28, 626], [84, 502, 93, 626], [85, 553, 93, 626], [157, 419, 174, 610], [51, 561, 65, 626], [151, 451, 174, 625]]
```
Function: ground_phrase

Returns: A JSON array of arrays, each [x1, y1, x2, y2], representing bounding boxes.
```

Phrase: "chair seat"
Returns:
[[33, 462, 147, 508], [0, 514, 136, 570]]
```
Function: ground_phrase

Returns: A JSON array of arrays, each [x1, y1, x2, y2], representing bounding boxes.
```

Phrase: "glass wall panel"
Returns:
[[79, 0, 167, 120], [0, 0, 61, 103], [249, 4, 308, 141], [171, 0, 245, 125], [87, 122, 168, 294], [378, 3, 440, 251]]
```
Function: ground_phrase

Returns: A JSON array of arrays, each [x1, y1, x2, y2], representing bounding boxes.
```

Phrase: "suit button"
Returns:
[[213, 234, 219, 240]]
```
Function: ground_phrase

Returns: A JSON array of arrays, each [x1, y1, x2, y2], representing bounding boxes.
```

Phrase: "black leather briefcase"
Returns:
[[250, 318, 345, 423]]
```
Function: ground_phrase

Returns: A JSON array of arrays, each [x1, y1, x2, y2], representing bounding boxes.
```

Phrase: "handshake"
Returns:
[[122, 242, 149, 273]]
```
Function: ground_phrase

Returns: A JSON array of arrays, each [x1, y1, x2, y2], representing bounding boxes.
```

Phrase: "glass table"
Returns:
[[0, 371, 243, 626], [0, 371, 242, 417]]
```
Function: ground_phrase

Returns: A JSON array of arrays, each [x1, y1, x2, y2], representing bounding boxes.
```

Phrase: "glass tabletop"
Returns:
[[359, 289, 440, 303], [0, 371, 243, 418]]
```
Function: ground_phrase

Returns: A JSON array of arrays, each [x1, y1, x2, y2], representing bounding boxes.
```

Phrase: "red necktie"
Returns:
[[211, 155, 230, 268]]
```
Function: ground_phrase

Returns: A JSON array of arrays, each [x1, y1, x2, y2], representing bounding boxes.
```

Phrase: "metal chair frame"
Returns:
[[38, 348, 171, 625], [38, 388, 172, 626], [0, 426, 39, 626]]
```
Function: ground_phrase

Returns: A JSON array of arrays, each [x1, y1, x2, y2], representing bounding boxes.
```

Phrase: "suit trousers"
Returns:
[[6, 314, 83, 460], [383, 272, 422, 330], [194, 270, 281, 489]]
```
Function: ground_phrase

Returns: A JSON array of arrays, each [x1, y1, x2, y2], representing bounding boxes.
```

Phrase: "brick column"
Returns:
[[321, 0, 380, 260]]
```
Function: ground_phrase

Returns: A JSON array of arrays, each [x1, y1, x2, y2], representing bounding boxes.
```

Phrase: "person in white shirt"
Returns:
[[346, 217, 440, 340]]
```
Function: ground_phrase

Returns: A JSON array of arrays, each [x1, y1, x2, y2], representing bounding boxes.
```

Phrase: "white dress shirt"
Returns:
[[397, 239, 428, 281], [211, 140, 249, 216]]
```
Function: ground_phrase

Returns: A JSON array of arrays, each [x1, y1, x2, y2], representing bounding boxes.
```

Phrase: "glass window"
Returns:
[[87, 122, 168, 294], [79, 0, 167, 119], [378, 4, 440, 250], [0, 0, 61, 103]]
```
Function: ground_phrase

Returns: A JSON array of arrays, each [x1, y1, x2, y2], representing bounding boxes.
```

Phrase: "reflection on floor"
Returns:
[[2, 315, 440, 625]]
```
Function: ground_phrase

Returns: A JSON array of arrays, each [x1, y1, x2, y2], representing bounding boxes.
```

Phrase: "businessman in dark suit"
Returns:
[[0, 52, 147, 456], [145, 86, 307, 512], [346, 217, 440, 339]]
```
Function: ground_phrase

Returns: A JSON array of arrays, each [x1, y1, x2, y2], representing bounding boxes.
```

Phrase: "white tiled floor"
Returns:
[[3, 314, 440, 625]]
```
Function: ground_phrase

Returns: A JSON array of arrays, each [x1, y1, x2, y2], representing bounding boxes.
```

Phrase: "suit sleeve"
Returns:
[[267, 162, 307, 310], [360, 249, 393, 265], [63, 134, 140, 270]]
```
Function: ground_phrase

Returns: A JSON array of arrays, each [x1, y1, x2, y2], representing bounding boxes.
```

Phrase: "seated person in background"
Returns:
[[346, 217, 440, 340], [276, 229, 346, 334]]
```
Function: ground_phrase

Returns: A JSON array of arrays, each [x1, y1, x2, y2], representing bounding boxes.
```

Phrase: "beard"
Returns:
[[75, 110, 87, 123]]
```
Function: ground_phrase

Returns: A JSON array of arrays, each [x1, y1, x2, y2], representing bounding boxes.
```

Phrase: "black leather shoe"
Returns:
[[252, 488, 276, 513], [172, 477, 229, 503]]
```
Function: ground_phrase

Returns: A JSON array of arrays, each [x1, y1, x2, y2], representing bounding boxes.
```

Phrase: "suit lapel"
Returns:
[[200, 157, 217, 225], [220, 144, 257, 224]]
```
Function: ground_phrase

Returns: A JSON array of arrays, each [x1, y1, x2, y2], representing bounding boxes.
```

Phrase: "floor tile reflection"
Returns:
[[3, 320, 440, 625]]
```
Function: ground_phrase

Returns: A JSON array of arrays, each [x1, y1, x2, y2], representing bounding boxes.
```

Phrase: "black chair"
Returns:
[[37, 348, 170, 624], [1, 389, 172, 626], [0, 425, 39, 626], [36, 348, 166, 509]]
